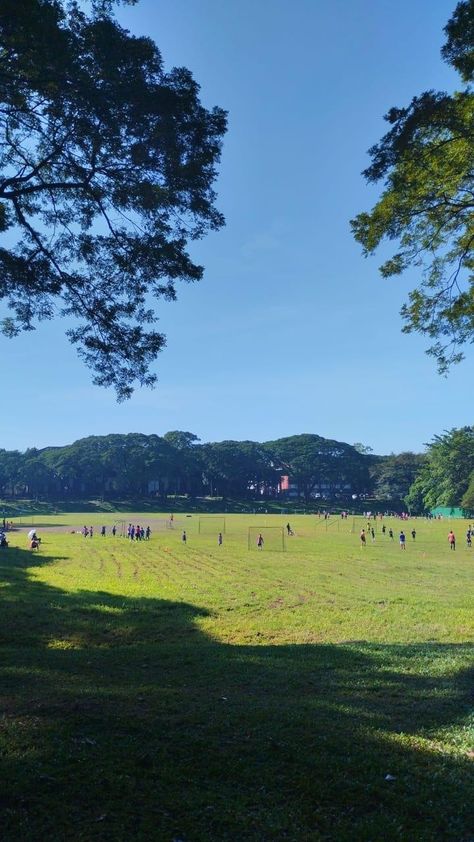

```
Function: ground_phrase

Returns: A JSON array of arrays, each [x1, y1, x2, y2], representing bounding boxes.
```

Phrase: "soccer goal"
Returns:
[[248, 526, 285, 551], [113, 519, 127, 538], [198, 516, 226, 534]]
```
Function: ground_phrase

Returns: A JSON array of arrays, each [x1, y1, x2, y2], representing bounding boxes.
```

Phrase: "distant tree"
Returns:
[[0, 449, 23, 496], [461, 472, 474, 510], [0, 0, 226, 398], [265, 434, 370, 501], [351, 1, 474, 373], [404, 474, 428, 515], [405, 426, 474, 509], [41, 433, 178, 496], [18, 450, 58, 498], [42, 444, 85, 497], [353, 443, 374, 455], [163, 432, 201, 451], [200, 440, 277, 499], [163, 431, 203, 496], [371, 452, 426, 502]]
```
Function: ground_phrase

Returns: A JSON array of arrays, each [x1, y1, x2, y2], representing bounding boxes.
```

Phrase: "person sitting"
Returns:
[[28, 529, 41, 549], [0, 531, 8, 548]]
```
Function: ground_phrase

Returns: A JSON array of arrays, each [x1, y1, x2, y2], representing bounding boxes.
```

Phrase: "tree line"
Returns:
[[0, 428, 472, 512], [0, 433, 369, 502]]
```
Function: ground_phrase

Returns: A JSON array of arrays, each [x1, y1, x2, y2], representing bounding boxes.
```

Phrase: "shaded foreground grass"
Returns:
[[0, 517, 473, 841]]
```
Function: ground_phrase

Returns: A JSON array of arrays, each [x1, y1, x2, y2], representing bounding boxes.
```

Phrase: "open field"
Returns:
[[1, 513, 473, 841]]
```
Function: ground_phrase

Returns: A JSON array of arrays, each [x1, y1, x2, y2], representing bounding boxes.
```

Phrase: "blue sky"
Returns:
[[1, 0, 470, 455]]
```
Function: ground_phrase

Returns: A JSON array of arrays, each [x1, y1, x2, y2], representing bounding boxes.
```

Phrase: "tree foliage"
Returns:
[[264, 434, 370, 502], [370, 452, 426, 503], [0, 0, 226, 398], [461, 471, 474, 509], [201, 440, 277, 498], [351, 1, 474, 372], [405, 426, 474, 511], [0, 431, 372, 501]]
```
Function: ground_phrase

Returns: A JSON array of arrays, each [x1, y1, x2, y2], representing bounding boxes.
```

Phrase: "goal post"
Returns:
[[113, 519, 127, 538], [248, 526, 285, 551], [198, 516, 226, 534]]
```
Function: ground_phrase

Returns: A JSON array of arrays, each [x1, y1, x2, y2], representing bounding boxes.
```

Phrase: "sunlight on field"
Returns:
[[1, 512, 473, 841], [9, 512, 474, 645]]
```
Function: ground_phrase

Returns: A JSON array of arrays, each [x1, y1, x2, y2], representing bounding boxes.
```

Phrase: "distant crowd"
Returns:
[[359, 524, 473, 550], [79, 524, 152, 540]]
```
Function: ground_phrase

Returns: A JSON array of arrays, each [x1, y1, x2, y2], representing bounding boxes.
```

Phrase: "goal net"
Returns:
[[113, 520, 127, 538], [248, 526, 285, 551], [198, 516, 226, 534]]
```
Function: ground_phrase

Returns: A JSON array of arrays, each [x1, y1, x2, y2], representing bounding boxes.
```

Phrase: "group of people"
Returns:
[[127, 524, 151, 540], [359, 525, 472, 550], [444, 529, 473, 550], [82, 524, 120, 538], [79, 523, 152, 540], [0, 519, 16, 547], [181, 530, 224, 546], [0, 526, 40, 550], [360, 527, 416, 548], [82, 525, 96, 538], [446, 529, 473, 550]]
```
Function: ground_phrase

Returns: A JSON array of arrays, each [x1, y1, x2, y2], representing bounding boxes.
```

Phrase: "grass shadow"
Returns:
[[0, 548, 472, 841]]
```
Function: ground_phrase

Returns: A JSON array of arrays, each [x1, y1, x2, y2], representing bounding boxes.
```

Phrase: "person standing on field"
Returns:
[[182, 530, 187, 544], [399, 530, 406, 549], [218, 532, 223, 546], [360, 529, 366, 547], [448, 530, 456, 550], [257, 533, 264, 549]]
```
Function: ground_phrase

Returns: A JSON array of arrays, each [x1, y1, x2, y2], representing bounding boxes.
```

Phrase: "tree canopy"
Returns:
[[4, 427, 472, 511], [264, 434, 370, 502], [405, 426, 474, 511], [0, 431, 372, 501], [351, 1, 474, 372], [370, 452, 426, 504], [0, 0, 226, 398]]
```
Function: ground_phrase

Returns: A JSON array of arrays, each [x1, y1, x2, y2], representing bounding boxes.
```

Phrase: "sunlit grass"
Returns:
[[0, 513, 472, 840]]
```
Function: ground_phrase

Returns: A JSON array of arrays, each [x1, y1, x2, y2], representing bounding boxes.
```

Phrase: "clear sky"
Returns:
[[1, 0, 470, 455]]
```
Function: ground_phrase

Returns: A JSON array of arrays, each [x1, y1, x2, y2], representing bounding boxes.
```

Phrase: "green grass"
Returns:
[[0, 514, 473, 840]]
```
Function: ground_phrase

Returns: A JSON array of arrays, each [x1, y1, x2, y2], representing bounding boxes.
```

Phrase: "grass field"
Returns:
[[1, 513, 473, 841]]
